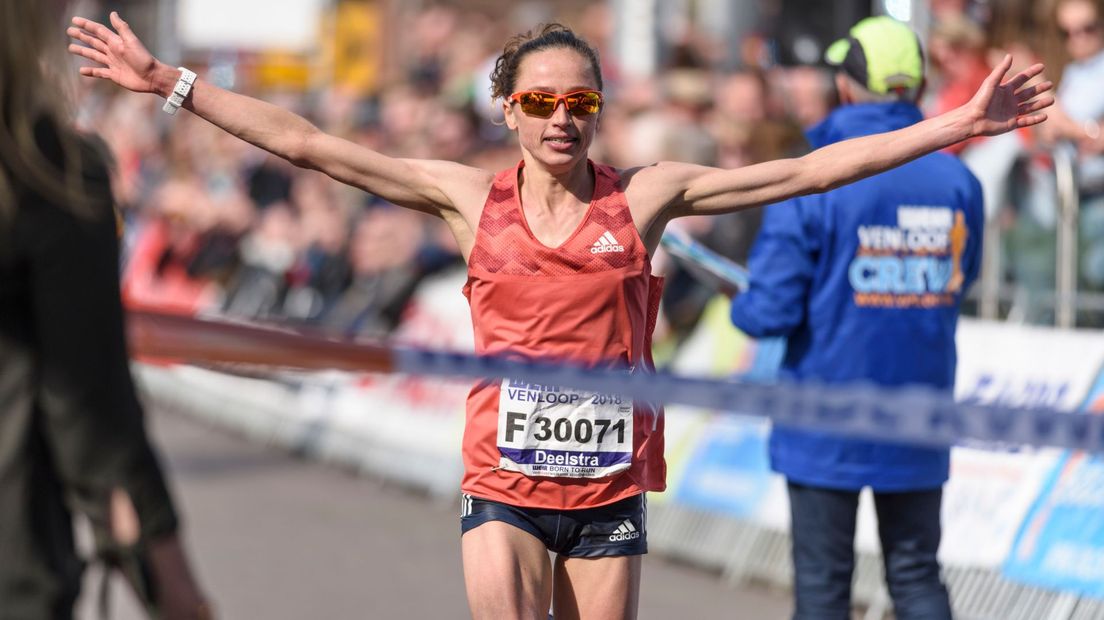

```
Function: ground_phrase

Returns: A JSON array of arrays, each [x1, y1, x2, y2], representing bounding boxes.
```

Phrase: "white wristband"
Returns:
[[162, 67, 197, 116]]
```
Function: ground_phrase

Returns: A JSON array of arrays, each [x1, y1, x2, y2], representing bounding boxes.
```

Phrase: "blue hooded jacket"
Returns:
[[729, 102, 984, 491]]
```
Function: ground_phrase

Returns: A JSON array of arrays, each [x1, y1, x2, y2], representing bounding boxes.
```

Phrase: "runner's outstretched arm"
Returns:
[[67, 12, 490, 216], [633, 54, 1054, 219]]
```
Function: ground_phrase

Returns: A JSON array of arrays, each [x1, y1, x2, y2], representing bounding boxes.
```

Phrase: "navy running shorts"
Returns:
[[460, 493, 648, 558]]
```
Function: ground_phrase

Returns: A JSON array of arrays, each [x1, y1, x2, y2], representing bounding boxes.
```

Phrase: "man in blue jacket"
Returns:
[[730, 16, 984, 620]]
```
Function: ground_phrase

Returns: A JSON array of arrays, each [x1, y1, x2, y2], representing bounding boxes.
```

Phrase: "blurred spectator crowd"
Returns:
[[73, 0, 1104, 342]]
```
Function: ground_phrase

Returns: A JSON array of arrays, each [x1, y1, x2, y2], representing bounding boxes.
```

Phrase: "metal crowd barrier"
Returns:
[[1054, 147, 1080, 329], [975, 144, 1087, 328]]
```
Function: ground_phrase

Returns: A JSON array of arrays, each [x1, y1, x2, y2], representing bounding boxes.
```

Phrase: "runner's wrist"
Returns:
[[150, 63, 182, 98], [948, 106, 978, 142], [920, 107, 971, 150]]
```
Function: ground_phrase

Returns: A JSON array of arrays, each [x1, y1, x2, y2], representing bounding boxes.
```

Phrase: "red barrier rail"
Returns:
[[126, 309, 395, 373]]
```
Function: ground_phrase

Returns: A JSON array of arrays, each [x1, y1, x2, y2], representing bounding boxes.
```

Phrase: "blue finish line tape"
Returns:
[[394, 347, 1104, 454]]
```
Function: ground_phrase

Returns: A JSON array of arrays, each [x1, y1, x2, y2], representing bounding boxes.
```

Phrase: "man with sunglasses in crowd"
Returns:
[[69, 10, 1050, 619], [729, 16, 985, 619]]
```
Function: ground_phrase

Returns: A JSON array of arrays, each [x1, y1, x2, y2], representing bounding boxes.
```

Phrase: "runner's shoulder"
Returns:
[[405, 159, 495, 218]]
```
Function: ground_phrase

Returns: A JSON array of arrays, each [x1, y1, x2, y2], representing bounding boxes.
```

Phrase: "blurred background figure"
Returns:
[[730, 16, 983, 618], [928, 14, 992, 147], [1041, 0, 1104, 295], [0, 1, 208, 618], [321, 206, 426, 338]]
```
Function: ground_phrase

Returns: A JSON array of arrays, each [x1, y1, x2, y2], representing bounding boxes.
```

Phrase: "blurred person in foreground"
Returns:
[[730, 17, 985, 619], [0, 2, 208, 618], [68, 10, 1049, 619]]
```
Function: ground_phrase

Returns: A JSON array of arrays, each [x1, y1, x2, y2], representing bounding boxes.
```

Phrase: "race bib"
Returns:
[[496, 378, 633, 479]]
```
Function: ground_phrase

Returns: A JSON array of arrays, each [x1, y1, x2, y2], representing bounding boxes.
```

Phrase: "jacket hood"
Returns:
[[806, 102, 924, 149]]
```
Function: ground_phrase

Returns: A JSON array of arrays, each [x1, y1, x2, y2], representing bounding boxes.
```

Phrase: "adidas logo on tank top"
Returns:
[[591, 230, 625, 254]]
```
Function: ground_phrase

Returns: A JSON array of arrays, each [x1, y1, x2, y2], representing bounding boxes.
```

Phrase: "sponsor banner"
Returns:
[[672, 413, 773, 519], [939, 320, 1104, 569], [954, 318, 1104, 411], [1004, 366, 1104, 597], [939, 448, 1061, 568], [1004, 451, 1104, 598]]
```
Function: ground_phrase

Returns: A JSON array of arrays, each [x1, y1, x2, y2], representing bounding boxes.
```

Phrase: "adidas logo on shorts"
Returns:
[[608, 519, 641, 542], [591, 231, 625, 254]]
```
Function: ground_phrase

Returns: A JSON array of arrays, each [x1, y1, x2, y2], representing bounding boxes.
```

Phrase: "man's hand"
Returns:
[[68, 12, 164, 95], [966, 54, 1054, 137]]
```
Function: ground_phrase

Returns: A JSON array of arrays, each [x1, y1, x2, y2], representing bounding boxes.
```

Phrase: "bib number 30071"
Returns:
[[496, 378, 633, 479]]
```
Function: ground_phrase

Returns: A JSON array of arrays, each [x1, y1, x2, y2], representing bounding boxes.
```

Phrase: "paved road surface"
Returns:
[[81, 408, 791, 619]]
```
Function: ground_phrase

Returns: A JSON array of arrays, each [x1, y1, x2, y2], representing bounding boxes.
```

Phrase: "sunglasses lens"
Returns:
[[566, 92, 602, 115], [519, 93, 556, 117]]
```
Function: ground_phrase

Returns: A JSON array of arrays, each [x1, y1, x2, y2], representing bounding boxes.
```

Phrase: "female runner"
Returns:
[[69, 14, 1051, 619]]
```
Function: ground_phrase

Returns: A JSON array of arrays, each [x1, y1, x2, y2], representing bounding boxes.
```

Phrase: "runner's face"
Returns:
[[504, 47, 601, 171], [1058, 0, 1104, 61]]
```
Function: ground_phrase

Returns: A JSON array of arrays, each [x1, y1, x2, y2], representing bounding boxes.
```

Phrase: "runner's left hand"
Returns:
[[67, 12, 162, 95], [966, 55, 1054, 137]]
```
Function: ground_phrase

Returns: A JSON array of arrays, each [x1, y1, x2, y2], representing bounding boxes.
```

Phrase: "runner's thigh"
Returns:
[[552, 554, 641, 620], [462, 521, 553, 620]]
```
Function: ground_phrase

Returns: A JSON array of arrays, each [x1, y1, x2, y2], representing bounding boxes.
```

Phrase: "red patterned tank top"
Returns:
[[461, 160, 666, 510]]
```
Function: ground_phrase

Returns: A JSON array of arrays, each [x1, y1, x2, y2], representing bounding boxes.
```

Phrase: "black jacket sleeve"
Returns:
[[19, 123, 178, 541]]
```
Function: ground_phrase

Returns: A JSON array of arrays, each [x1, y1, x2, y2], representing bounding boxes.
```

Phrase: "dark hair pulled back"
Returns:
[[489, 24, 602, 101]]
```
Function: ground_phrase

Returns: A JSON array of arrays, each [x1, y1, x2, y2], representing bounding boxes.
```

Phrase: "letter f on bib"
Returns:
[[504, 411, 526, 443]]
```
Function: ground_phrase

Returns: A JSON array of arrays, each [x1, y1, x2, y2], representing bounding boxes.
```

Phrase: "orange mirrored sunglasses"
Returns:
[[508, 90, 604, 118]]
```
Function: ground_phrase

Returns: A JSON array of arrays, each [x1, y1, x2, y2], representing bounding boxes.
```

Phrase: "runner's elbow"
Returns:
[[794, 154, 837, 194], [283, 126, 322, 168]]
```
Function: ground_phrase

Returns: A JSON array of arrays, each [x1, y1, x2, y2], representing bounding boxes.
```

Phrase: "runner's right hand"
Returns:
[[68, 12, 162, 95]]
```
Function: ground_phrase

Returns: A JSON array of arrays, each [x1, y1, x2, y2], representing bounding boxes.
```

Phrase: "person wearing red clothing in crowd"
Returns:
[[69, 12, 1052, 619], [929, 15, 993, 155]]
